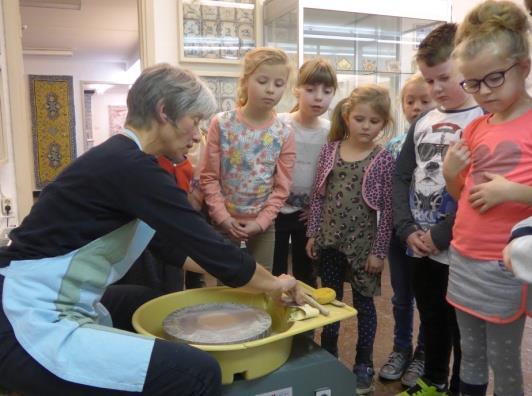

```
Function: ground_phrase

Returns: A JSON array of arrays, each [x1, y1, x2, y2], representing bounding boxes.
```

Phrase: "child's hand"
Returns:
[[305, 238, 317, 259], [420, 230, 439, 255], [469, 173, 511, 213], [502, 242, 513, 272], [187, 192, 203, 211], [221, 217, 248, 241], [365, 255, 384, 274], [406, 230, 432, 257], [298, 209, 309, 224], [443, 140, 470, 180], [238, 220, 262, 237]]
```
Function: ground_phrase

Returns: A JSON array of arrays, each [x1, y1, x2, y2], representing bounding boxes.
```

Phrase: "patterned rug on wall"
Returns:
[[29, 75, 76, 189]]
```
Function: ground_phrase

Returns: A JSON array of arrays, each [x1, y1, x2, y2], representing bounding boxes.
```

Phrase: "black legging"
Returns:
[[410, 255, 460, 388], [273, 211, 317, 287], [318, 248, 377, 365]]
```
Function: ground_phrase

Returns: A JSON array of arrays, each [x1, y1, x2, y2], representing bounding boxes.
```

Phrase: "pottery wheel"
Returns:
[[162, 303, 272, 345]]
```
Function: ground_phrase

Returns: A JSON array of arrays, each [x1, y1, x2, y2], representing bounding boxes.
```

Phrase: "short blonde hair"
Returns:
[[454, 0, 530, 62], [328, 84, 393, 142], [236, 47, 290, 107], [400, 73, 426, 104]]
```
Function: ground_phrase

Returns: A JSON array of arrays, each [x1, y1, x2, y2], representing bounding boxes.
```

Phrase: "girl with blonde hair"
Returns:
[[306, 85, 395, 395], [443, 1, 532, 394], [201, 48, 295, 270]]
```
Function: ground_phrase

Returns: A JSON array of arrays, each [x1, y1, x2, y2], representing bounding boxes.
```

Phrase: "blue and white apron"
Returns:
[[0, 130, 158, 392]]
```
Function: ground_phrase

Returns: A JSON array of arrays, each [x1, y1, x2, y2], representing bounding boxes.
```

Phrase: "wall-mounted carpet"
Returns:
[[29, 75, 76, 188]]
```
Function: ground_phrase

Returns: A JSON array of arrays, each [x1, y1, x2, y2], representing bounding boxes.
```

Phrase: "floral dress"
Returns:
[[316, 147, 381, 296]]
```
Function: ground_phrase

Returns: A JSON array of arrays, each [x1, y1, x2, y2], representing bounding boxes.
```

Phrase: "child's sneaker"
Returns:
[[379, 347, 411, 380], [401, 349, 425, 388], [396, 378, 448, 396], [353, 364, 375, 395]]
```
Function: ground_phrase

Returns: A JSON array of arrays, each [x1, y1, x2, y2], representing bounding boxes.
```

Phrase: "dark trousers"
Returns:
[[0, 280, 221, 396], [388, 234, 424, 351], [410, 256, 461, 387], [319, 248, 377, 365], [273, 211, 317, 287]]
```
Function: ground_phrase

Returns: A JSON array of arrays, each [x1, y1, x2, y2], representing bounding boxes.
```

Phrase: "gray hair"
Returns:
[[126, 63, 217, 129]]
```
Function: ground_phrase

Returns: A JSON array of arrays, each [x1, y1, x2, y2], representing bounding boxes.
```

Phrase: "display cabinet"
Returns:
[[178, 0, 257, 63], [264, 0, 451, 133]]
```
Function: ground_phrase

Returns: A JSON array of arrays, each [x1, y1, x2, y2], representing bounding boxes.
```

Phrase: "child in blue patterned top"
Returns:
[[380, 73, 435, 388]]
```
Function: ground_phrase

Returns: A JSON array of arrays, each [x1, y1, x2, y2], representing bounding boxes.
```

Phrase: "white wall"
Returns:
[[452, 0, 527, 21], [0, 38, 20, 231], [153, 0, 179, 65], [451, 0, 482, 22], [90, 92, 128, 147]]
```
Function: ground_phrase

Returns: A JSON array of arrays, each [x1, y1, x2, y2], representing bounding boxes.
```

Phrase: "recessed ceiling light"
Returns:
[[23, 48, 74, 56], [20, 0, 81, 10]]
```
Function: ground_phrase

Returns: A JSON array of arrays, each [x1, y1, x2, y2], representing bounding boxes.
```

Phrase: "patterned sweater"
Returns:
[[200, 109, 296, 231], [306, 141, 395, 259]]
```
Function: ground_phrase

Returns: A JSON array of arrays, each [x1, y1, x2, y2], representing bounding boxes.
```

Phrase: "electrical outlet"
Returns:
[[1, 197, 12, 216], [0, 228, 9, 247]]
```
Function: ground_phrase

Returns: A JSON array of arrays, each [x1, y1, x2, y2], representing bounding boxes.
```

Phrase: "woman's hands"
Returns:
[[266, 273, 304, 305], [277, 274, 305, 305]]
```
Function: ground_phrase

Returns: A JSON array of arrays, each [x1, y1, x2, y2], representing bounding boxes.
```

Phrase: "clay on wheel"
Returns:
[[162, 303, 272, 345]]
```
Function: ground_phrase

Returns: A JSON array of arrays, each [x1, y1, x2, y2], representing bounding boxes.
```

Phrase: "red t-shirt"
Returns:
[[157, 156, 193, 192], [452, 110, 532, 260]]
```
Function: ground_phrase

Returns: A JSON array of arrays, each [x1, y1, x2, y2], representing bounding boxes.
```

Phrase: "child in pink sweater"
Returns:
[[200, 48, 295, 270]]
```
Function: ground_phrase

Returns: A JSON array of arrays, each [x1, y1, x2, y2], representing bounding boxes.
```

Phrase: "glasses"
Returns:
[[460, 63, 518, 94], [417, 143, 449, 161]]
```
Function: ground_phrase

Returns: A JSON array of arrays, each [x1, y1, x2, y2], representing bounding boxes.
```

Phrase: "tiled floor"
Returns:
[[313, 264, 532, 396]]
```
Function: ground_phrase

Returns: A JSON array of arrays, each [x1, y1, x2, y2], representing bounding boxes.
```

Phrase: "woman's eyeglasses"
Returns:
[[460, 63, 518, 94]]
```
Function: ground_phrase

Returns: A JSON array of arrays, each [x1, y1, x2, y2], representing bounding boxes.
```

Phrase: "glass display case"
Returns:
[[264, 0, 451, 134], [178, 0, 257, 63]]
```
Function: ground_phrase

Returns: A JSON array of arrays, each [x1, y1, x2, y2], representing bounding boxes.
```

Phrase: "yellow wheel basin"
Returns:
[[132, 284, 356, 384]]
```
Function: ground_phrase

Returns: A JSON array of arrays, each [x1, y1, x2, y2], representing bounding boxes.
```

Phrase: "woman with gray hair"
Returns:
[[0, 63, 301, 395]]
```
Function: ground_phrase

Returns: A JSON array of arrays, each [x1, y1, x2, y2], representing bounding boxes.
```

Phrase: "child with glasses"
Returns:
[[393, 23, 483, 396], [442, 1, 532, 395]]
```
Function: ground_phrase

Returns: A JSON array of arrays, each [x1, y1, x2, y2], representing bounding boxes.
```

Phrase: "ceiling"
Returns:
[[20, 0, 139, 65]]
